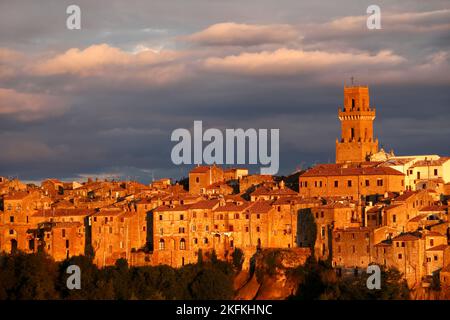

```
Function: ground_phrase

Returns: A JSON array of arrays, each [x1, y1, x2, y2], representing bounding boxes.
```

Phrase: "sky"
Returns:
[[0, 0, 449, 183]]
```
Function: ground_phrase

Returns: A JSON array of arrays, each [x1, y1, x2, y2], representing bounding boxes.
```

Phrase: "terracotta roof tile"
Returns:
[[300, 164, 404, 177]]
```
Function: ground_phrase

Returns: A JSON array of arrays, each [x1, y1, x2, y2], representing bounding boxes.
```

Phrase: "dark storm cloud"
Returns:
[[0, 0, 449, 182]]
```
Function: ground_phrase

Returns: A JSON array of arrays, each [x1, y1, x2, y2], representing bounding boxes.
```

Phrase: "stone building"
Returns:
[[299, 163, 405, 199], [188, 165, 224, 195], [335, 86, 379, 164], [0, 191, 51, 253]]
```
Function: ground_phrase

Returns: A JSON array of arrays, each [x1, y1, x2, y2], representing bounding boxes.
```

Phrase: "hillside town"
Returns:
[[1, 85, 449, 291]]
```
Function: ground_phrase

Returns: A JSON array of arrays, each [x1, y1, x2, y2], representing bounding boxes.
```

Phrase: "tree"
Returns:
[[189, 267, 234, 300], [232, 248, 244, 271]]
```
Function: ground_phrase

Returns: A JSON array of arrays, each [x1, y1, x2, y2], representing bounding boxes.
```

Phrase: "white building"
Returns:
[[371, 151, 450, 194]]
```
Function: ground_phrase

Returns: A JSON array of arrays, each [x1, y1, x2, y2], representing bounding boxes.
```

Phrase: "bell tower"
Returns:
[[335, 85, 378, 163]]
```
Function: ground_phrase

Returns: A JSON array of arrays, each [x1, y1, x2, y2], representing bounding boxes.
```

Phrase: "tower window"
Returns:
[[351, 128, 355, 140], [351, 99, 355, 109]]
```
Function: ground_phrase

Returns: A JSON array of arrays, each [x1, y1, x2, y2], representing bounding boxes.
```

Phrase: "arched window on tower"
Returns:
[[351, 99, 355, 109], [180, 238, 186, 250], [351, 128, 355, 141], [159, 239, 165, 250]]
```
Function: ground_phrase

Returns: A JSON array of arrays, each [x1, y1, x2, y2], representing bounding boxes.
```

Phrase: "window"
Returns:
[[159, 215, 163, 220], [430, 239, 434, 247], [192, 212, 196, 218], [319, 181, 323, 187], [180, 214, 184, 220], [393, 215, 396, 223], [352, 246, 356, 253], [62, 229, 66, 238], [320, 212, 324, 218], [246, 214, 249, 219], [334, 181, 339, 188], [159, 239, 165, 250], [434, 255, 438, 261], [417, 172, 420, 179], [257, 214, 260, 219], [235, 213, 240, 219], [9, 229, 14, 235], [434, 169, 438, 176], [179, 227, 185, 233], [365, 180, 370, 187], [230, 240, 234, 248], [193, 238, 198, 245], [179, 239, 186, 250], [195, 177, 199, 183], [65, 240, 69, 249], [245, 226, 249, 232], [256, 226, 260, 232], [204, 237, 209, 244], [347, 180, 352, 187], [204, 212, 208, 218], [401, 242, 405, 247], [398, 254, 402, 259], [191, 225, 196, 232], [109, 227, 113, 234], [351, 128, 355, 140], [160, 228, 163, 235], [377, 179, 383, 187], [229, 225, 234, 231], [9, 216, 14, 223]]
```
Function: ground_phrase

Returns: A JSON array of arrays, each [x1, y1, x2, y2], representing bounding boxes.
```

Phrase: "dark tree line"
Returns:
[[0, 251, 235, 300], [290, 258, 410, 300]]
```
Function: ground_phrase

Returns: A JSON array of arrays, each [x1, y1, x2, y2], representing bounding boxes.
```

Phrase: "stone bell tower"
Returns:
[[335, 85, 378, 163]]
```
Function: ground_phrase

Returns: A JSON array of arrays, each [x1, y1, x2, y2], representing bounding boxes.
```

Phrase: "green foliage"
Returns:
[[291, 259, 410, 300], [189, 267, 234, 300], [0, 251, 59, 300], [0, 252, 235, 300], [231, 248, 244, 271]]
